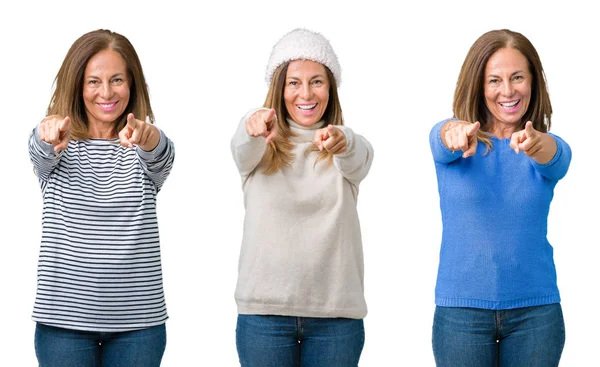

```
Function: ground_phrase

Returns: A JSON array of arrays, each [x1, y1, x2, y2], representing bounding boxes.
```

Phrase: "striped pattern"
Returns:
[[28, 129, 175, 332]]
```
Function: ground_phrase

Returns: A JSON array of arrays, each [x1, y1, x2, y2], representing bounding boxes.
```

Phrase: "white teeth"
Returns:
[[99, 102, 115, 106], [500, 100, 518, 107], [298, 104, 316, 110]]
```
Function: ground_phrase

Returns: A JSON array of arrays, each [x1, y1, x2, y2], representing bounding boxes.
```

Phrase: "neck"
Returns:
[[287, 118, 326, 130], [489, 121, 520, 139], [88, 121, 117, 139]]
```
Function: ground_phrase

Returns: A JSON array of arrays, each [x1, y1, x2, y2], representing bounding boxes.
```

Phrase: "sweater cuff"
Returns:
[[430, 118, 462, 162], [32, 126, 59, 156], [532, 134, 562, 168], [136, 129, 167, 161], [333, 125, 354, 158]]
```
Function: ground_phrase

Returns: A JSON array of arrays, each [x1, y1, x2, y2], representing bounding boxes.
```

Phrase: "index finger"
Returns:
[[265, 108, 276, 123], [524, 121, 535, 135], [127, 113, 137, 128], [59, 116, 71, 132]]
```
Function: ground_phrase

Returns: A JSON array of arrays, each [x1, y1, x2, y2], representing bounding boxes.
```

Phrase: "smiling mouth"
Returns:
[[297, 103, 317, 111], [500, 100, 519, 108], [98, 102, 118, 111]]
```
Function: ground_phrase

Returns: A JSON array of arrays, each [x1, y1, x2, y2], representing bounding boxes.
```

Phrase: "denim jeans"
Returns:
[[236, 314, 365, 367], [432, 303, 565, 367], [34, 323, 166, 367]]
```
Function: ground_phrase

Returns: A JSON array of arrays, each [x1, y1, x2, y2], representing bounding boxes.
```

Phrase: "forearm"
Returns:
[[429, 119, 462, 163], [230, 108, 268, 178], [333, 126, 373, 184], [530, 133, 571, 181], [529, 133, 557, 165], [28, 126, 63, 181], [136, 129, 175, 191]]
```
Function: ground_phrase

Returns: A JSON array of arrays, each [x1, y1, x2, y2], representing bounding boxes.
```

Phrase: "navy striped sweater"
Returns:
[[28, 127, 174, 331]]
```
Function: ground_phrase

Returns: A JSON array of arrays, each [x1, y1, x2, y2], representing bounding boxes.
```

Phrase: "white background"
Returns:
[[0, 0, 597, 365]]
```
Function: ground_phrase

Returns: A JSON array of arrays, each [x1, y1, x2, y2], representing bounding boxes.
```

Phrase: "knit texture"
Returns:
[[231, 111, 373, 318], [265, 28, 341, 86], [430, 119, 571, 310]]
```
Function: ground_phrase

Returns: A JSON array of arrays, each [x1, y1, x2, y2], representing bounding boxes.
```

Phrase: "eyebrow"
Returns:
[[86, 72, 126, 79], [486, 70, 525, 78], [286, 74, 326, 80]]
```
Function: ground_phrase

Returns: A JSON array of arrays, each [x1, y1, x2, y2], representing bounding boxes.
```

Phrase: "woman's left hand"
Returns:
[[119, 113, 160, 151], [313, 125, 347, 154], [509, 121, 557, 164]]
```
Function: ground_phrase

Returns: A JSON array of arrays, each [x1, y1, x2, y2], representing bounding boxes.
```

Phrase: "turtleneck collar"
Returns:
[[287, 118, 326, 143]]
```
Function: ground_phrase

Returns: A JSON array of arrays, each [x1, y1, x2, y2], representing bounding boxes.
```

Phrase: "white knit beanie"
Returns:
[[265, 28, 341, 86]]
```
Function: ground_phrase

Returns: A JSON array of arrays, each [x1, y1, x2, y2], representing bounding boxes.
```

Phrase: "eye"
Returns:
[[513, 75, 524, 81], [111, 78, 124, 85], [88, 79, 99, 85], [312, 79, 323, 85], [488, 79, 499, 84], [288, 81, 298, 86]]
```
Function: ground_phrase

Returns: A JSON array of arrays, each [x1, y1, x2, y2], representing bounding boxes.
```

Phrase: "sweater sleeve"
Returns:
[[530, 133, 571, 181], [429, 118, 462, 164], [136, 129, 175, 192], [28, 125, 64, 182], [333, 125, 374, 186], [230, 108, 269, 179]]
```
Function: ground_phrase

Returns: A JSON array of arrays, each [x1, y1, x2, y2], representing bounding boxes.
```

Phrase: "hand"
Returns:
[[246, 108, 278, 143], [442, 120, 480, 158], [118, 113, 160, 151], [509, 121, 556, 163], [39, 115, 71, 152], [313, 125, 347, 155]]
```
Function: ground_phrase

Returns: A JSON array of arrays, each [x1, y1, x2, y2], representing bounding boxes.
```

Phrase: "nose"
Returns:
[[501, 80, 514, 97], [300, 83, 312, 100], [100, 83, 113, 99]]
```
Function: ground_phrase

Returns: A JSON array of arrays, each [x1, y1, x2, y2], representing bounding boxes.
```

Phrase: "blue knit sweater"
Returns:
[[430, 119, 572, 310]]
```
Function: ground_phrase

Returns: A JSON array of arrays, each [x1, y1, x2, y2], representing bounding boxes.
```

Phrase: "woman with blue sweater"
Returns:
[[429, 29, 571, 366]]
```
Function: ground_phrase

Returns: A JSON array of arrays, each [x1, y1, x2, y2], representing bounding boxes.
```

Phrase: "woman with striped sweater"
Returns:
[[29, 29, 174, 366]]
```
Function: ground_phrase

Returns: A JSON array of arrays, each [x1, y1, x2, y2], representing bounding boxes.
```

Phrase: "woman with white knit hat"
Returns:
[[231, 28, 373, 366]]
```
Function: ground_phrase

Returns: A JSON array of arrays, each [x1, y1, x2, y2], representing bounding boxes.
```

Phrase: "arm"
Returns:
[[333, 125, 374, 185], [429, 119, 462, 164], [136, 129, 175, 192], [28, 125, 65, 182], [230, 108, 270, 179], [529, 133, 571, 181]]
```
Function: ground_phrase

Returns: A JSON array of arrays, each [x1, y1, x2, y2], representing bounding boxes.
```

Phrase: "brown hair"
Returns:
[[47, 29, 153, 140], [453, 29, 552, 150], [258, 61, 344, 174]]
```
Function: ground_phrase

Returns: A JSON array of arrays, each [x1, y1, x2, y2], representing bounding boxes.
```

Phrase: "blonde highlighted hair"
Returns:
[[47, 29, 153, 140], [258, 61, 343, 174], [453, 29, 552, 150]]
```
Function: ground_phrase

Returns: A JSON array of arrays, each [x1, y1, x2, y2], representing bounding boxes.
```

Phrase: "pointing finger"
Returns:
[[466, 121, 480, 136], [265, 108, 276, 124], [59, 116, 71, 132], [524, 121, 535, 136], [127, 113, 137, 129]]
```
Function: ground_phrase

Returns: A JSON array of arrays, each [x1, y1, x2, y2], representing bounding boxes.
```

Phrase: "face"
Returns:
[[283, 59, 330, 127], [83, 49, 130, 127], [483, 47, 532, 129]]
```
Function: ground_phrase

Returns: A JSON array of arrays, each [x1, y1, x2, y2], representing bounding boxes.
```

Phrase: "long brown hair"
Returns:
[[453, 29, 552, 150], [47, 29, 153, 140], [258, 61, 344, 174]]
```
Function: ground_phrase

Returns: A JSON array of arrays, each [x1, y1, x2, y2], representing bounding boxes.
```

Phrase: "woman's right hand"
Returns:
[[39, 115, 71, 152], [441, 120, 480, 158], [245, 108, 278, 144]]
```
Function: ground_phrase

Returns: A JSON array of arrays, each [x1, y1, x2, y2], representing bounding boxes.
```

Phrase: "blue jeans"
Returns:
[[34, 323, 166, 367], [236, 314, 365, 367], [432, 304, 565, 367]]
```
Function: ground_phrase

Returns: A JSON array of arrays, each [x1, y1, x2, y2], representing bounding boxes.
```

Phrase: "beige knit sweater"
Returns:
[[230, 110, 373, 319]]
